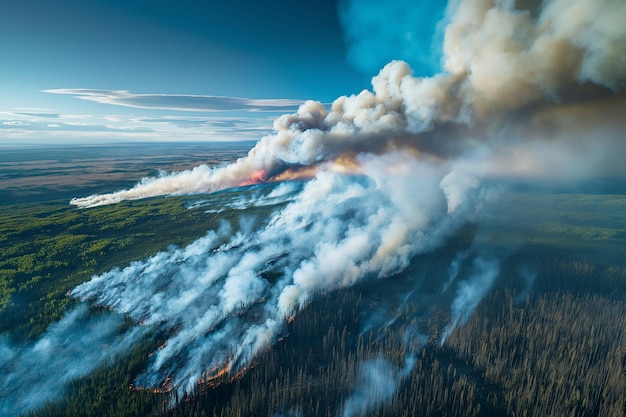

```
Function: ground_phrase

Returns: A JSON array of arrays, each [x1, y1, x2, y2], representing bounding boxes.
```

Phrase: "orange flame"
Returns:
[[239, 169, 267, 186], [239, 155, 365, 188], [271, 156, 364, 183], [148, 340, 169, 358], [130, 375, 174, 394], [230, 366, 251, 382], [200, 361, 233, 387], [199, 360, 254, 388]]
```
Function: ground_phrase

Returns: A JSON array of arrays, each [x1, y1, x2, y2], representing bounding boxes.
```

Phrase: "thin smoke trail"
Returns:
[[341, 355, 416, 417], [340, 247, 501, 416], [440, 257, 500, 344]]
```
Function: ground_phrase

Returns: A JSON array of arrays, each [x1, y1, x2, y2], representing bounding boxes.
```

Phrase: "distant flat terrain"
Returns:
[[0, 142, 255, 204]]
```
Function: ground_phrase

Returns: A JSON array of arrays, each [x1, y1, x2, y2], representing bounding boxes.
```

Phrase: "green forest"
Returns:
[[1, 187, 625, 417]]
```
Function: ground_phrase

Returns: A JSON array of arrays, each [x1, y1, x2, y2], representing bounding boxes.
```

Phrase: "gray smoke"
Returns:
[[515, 266, 537, 305], [443, 251, 469, 293]]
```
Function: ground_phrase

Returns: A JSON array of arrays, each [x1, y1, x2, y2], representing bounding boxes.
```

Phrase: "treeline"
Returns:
[[16, 191, 626, 417], [446, 290, 626, 417], [21, 324, 163, 417], [161, 249, 626, 417], [23, 250, 626, 417]]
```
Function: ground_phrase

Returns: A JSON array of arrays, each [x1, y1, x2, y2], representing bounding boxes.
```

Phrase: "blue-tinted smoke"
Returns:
[[337, 0, 447, 76], [342, 355, 415, 417], [0, 305, 145, 416], [440, 257, 500, 344], [72, 153, 483, 395]]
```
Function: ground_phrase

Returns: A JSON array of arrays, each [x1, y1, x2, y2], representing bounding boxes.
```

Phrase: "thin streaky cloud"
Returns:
[[14, 107, 55, 112], [132, 116, 271, 130], [0, 119, 153, 133], [0, 112, 271, 143], [42, 89, 306, 112], [15, 112, 62, 119], [2, 120, 31, 126]]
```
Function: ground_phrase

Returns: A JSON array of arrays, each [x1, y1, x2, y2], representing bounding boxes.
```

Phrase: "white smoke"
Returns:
[[0, 305, 145, 416], [442, 251, 469, 293], [515, 266, 537, 305], [70, 0, 626, 210], [184, 181, 302, 213], [440, 257, 500, 344], [341, 355, 415, 417], [72, 152, 485, 394], [58, 0, 626, 406]]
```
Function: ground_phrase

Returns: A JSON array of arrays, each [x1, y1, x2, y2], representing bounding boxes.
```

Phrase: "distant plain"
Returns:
[[0, 142, 254, 204]]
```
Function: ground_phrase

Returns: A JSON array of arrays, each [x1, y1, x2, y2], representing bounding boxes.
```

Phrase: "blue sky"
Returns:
[[0, 0, 445, 143]]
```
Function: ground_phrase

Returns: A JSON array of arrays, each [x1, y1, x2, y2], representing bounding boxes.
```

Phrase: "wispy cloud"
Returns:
[[0, 110, 275, 143], [14, 111, 62, 119], [0, 119, 153, 133], [1, 91, 285, 143], [131, 116, 271, 130], [43, 89, 305, 112], [2, 120, 30, 126]]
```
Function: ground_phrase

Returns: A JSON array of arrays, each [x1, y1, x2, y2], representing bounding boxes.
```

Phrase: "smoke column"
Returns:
[[515, 266, 537, 305], [63, 0, 625, 404]]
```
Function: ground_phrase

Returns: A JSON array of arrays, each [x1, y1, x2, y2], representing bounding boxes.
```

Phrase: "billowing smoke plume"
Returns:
[[73, 152, 482, 393], [61, 0, 625, 405], [0, 305, 145, 416], [71, 0, 626, 209]]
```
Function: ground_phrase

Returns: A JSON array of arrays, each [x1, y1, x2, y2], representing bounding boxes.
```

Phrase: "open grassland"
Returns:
[[0, 142, 252, 204]]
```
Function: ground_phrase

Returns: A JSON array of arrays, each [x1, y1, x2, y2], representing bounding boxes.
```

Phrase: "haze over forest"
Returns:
[[1, 0, 625, 416]]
